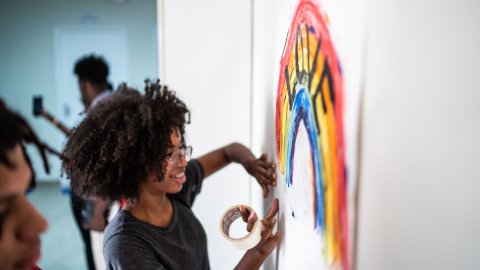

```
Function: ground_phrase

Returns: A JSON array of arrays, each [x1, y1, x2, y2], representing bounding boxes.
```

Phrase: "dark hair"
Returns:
[[74, 54, 109, 86], [0, 99, 59, 187], [62, 80, 190, 201]]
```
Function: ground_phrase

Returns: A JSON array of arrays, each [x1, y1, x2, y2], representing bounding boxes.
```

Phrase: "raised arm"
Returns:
[[197, 142, 277, 197]]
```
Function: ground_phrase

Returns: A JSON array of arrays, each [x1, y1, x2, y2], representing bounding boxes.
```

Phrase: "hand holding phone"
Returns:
[[32, 96, 72, 136], [33, 96, 43, 116]]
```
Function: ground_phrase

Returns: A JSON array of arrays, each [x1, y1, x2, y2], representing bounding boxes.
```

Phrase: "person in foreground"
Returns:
[[62, 81, 281, 270], [0, 99, 54, 270]]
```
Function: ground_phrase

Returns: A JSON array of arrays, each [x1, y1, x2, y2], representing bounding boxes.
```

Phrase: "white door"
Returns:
[[53, 25, 128, 127]]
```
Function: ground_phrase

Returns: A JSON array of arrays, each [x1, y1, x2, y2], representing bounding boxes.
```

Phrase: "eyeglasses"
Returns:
[[167, 146, 192, 166]]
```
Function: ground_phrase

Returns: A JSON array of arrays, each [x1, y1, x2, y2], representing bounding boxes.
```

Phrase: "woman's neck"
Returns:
[[123, 192, 174, 227]]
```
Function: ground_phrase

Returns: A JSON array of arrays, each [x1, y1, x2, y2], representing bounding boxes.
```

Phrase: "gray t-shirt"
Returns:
[[104, 159, 210, 270]]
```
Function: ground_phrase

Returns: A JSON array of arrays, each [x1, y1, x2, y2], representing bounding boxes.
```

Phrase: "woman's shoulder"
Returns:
[[104, 210, 140, 239], [104, 210, 158, 252]]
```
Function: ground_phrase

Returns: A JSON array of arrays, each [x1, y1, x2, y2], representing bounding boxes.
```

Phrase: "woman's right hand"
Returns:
[[244, 153, 277, 198]]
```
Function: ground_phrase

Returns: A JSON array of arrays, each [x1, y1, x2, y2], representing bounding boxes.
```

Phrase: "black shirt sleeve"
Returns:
[[171, 159, 204, 208]]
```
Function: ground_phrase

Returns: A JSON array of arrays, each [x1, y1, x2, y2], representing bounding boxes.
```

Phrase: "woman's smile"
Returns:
[[170, 172, 186, 185]]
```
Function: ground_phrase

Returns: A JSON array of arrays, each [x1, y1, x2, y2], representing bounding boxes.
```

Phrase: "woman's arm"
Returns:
[[197, 142, 277, 197], [38, 109, 72, 136]]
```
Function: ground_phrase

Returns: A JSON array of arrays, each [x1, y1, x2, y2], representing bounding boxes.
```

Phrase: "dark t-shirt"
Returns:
[[103, 159, 210, 270]]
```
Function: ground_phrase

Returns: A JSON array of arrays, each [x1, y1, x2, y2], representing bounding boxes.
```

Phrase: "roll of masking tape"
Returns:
[[220, 204, 262, 250]]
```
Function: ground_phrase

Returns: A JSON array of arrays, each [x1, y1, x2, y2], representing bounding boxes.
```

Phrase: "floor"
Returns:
[[28, 182, 87, 270]]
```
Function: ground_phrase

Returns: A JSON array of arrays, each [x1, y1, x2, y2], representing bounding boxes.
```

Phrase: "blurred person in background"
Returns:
[[34, 54, 113, 270]]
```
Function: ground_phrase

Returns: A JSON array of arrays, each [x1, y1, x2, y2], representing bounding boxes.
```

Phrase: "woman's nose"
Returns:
[[17, 198, 48, 240], [174, 156, 188, 167]]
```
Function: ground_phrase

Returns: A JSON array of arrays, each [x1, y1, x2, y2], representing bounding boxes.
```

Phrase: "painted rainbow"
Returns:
[[275, 0, 348, 268]]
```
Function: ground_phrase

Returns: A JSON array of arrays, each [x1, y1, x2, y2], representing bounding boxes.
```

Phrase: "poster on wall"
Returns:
[[274, 0, 367, 269]]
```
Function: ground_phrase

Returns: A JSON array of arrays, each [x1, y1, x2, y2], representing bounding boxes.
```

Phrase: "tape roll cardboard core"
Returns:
[[220, 204, 262, 250]]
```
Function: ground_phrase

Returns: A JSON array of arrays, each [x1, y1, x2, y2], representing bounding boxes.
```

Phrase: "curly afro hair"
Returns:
[[62, 80, 189, 201]]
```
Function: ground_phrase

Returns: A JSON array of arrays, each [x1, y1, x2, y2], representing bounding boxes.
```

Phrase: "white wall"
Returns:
[[160, 0, 254, 269], [250, 0, 281, 268], [0, 0, 157, 181], [357, 0, 480, 269]]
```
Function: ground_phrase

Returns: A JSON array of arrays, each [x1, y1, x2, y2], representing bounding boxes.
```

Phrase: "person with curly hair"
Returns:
[[0, 99, 61, 270], [62, 81, 280, 269]]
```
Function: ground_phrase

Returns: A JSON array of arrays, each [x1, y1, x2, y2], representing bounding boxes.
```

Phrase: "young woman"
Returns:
[[62, 82, 280, 269]]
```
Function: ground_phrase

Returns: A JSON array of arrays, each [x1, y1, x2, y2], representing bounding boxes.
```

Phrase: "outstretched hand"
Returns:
[[239, 198, 281, 255], [234, 199, 281, 270], [255, 198, 281, 256], [244, 153, 277, 198]]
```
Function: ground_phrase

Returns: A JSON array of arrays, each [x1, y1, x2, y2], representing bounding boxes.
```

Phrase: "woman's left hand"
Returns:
[[239, 198, 281, 253], [233, 199, 281, 270], [253, 198, 281, 256]]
